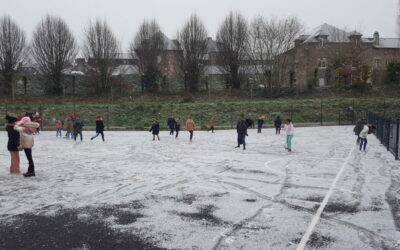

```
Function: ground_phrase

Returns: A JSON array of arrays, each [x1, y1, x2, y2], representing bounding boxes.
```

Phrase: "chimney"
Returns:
[[373, 31, 380, 45]]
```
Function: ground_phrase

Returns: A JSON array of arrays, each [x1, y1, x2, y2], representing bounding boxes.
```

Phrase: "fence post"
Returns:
[[386, 120, 390, 151], [338, 112, 341, 125], [396, 119, 400, 160], [290, 104, 293, 121], [320, 99, 323, 126], [383, 99, 386, 117], [107, 104, 110, 130], [230, 106, 233, 129], [39, 104, 43, 131]]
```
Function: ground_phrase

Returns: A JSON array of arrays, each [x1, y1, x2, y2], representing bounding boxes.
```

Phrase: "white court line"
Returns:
[[296, 148, 354, 250], [264, 159, 342, 182]]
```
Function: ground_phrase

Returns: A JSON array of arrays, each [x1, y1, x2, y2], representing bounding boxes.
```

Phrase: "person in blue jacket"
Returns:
[[149, 119, 160, 141], [274, 116, 282, 135]]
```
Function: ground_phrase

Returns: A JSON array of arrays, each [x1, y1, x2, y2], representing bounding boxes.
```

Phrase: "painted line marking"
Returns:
[[296, 148, 354, 250]]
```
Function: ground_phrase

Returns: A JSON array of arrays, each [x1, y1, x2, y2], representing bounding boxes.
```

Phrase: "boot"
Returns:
[[23, 172, 35, 177]]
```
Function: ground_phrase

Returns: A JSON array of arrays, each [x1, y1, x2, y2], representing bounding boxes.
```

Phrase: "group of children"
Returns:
[[150, 115, 295, 152], [6, 110, 297, 178], [236, 116, 294, 151], [54, 115, 105, 142], [150, 116, 196, 141]]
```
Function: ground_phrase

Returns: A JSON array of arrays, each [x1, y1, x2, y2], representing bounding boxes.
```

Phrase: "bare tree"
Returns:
[[216, 11, 249, 90], [177, 14, 208, 92], [0, 15, 26, 101], [31, 15, 77, 95], [247, 16, 269, 91], [248, 16, 302, 95], [83, 19, 119, 93], [266, 17, 302, 90], [130, 19, 165, 91]]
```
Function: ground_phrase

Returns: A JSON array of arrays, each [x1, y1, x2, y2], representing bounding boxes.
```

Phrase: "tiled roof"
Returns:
[[374, 38, 400, 48], [302, 23, 350, 43]]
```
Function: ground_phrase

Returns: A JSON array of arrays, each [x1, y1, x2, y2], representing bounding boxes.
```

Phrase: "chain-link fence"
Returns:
[[1, 99, 399, 131], [367, 112, 400, 160]]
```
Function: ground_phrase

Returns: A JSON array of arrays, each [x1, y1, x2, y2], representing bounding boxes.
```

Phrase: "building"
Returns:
[[282, 23, 400, 87]]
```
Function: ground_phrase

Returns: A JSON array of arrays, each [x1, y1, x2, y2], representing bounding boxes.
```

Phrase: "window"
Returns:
[[318, 58, 327, 69], [373, 58, 380, 69]]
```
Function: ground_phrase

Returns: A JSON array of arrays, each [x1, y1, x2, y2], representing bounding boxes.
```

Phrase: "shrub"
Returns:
[[386, 60, 400, 84]]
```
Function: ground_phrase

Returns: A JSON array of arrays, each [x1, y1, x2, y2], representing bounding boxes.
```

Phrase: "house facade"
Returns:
[[283, 23, 400, 87]]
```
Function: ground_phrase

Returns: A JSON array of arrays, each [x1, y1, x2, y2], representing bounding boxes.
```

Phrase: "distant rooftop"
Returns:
[[296, 23, 400, 49]]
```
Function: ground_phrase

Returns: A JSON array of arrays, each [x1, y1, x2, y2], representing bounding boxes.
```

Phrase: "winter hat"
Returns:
[[21, 116, 37, 135], [21, 117, 31, 123], [17, 114, 24, 121], [5, 115, 17, 123]]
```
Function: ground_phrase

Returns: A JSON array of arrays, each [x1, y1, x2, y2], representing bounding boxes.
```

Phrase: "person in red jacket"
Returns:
[[55, 118, 63, 137]]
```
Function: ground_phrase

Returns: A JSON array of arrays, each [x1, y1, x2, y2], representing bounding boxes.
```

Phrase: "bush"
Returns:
[[386, 60, 400, 84]]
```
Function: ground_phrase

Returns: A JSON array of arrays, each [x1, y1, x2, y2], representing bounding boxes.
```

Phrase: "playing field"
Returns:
[[0, 126, 399, 250]]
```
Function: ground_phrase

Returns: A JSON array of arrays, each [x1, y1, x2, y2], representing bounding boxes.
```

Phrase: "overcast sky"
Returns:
[[1, 0, 398, 51]]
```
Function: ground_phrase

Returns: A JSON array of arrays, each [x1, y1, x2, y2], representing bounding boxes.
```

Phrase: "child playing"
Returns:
[[283, 119, 294, 152], [175, 118, 181, 138], [91, 116, 105, 141], [55, 118, 63, 137], [149, 119, 160, 141], [185, 117, 196, 141], [6, 115, 20, 174], [359, 124, 370, 151]]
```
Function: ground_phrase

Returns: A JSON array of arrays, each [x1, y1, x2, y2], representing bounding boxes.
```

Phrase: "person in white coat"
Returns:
[[359, 125, 369, 151], [14, 116, 39, 177]]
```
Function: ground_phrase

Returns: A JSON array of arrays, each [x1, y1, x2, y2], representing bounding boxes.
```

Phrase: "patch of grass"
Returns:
[[2, 97, 399, 129], [175, 204, 225, 226]]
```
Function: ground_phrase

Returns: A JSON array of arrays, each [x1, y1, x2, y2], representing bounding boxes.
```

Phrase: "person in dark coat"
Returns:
[[91, 116, 105, 141], [353, 119, 365, 145], [149, 119, 160, 141], [257, 115, 265, 133], [167, 116, 176, 135], [245, 118, 254, 129], [73, 118, 84, 141], [175, 118, 181, 139], [274, 116, 282, 135], [236, 120, 248, 150], [6, 115, 20, 174]]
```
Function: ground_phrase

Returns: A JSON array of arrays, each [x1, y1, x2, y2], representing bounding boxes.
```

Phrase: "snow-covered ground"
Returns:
[[0, 126, 400, 250]]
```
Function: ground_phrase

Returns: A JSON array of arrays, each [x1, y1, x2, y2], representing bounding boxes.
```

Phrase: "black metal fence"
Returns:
[[367, 111, 400, 160]]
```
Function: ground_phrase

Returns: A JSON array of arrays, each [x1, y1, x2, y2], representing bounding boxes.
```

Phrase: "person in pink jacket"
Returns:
[[14, 116, 40, 177], [55, 118, 63, 137], [283, 119, 294, 152]]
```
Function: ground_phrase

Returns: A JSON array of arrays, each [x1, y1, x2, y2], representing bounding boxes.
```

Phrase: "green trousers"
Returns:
[[286, 135, 293, 150]]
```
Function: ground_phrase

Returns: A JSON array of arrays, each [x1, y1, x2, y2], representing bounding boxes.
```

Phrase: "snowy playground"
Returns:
[[1, 126, 400, 250]]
